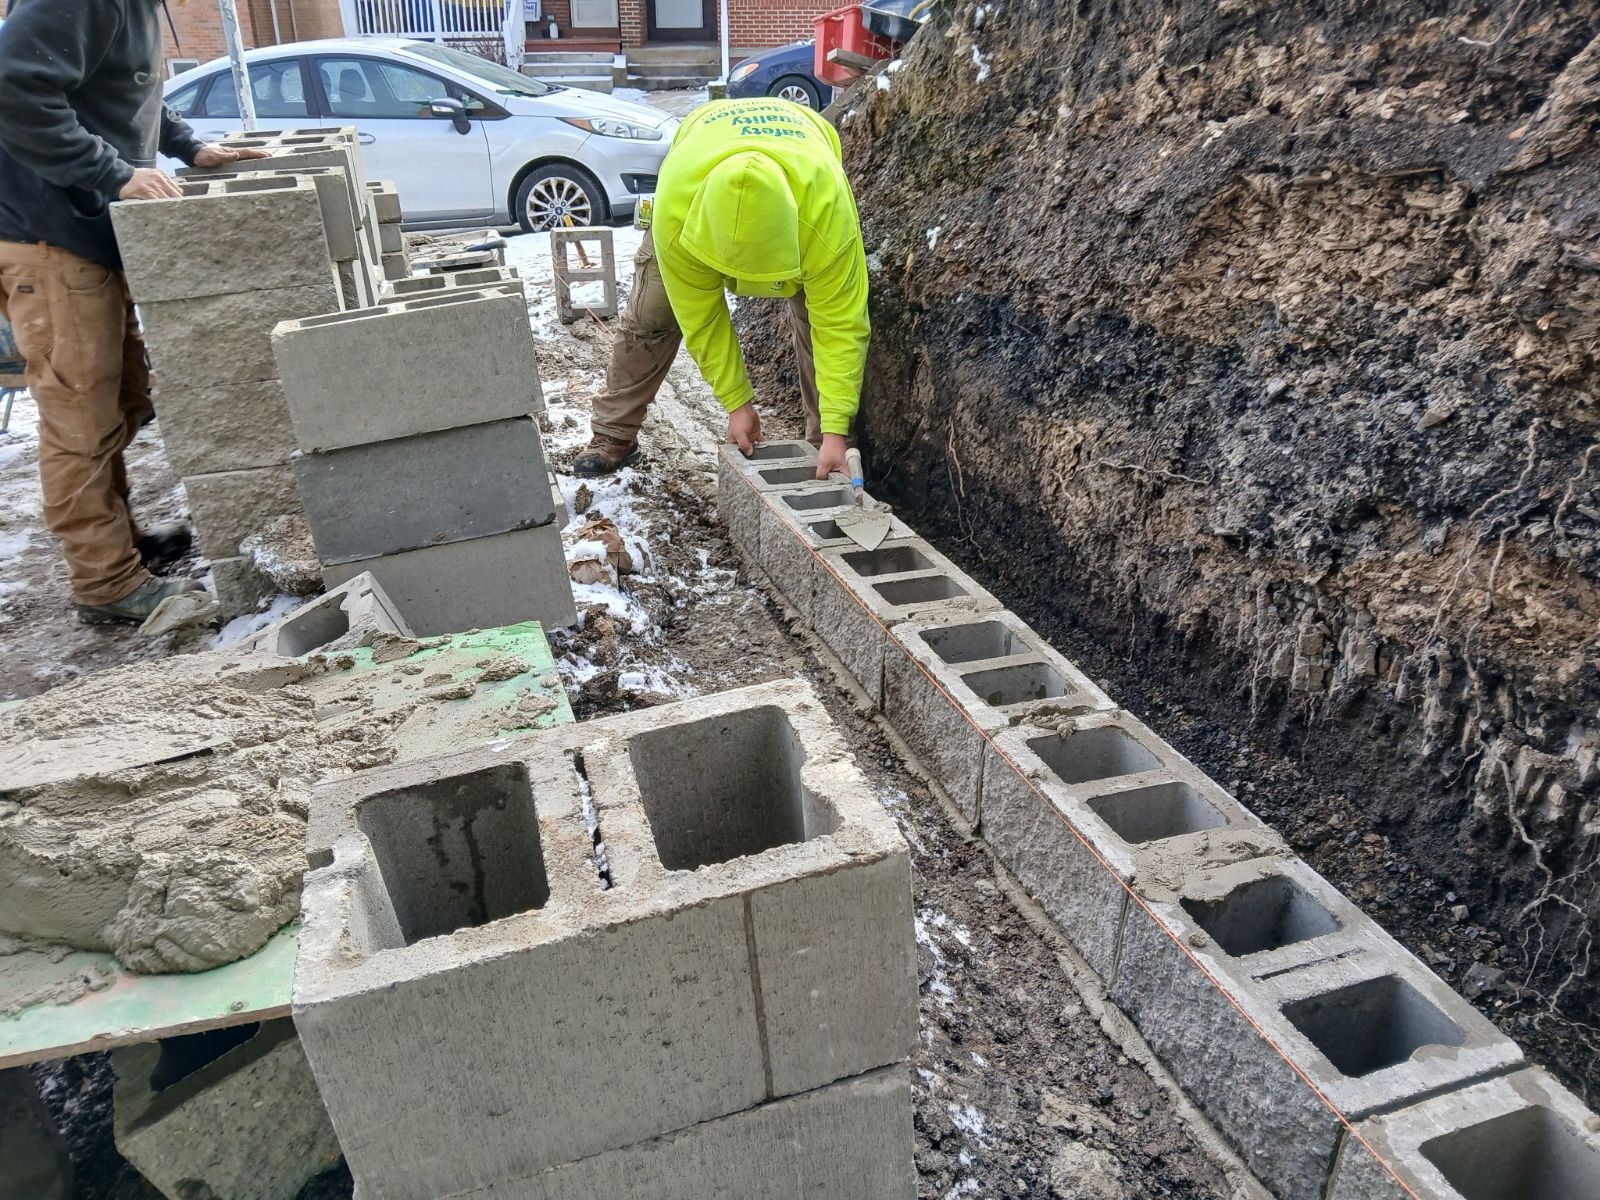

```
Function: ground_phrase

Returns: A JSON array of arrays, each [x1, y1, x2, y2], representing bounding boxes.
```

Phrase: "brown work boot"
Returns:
[[76, 576, 204, 627], [572, 433, 640, 478]]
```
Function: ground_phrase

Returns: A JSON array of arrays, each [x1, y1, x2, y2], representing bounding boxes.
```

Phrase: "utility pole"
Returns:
[[217, 0, 258, 131]]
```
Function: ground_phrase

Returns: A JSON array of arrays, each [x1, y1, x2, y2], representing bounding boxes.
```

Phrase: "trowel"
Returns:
[[835, 447, 892, 551]]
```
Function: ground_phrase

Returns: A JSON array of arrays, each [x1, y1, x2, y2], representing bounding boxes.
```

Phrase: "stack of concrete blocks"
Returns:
[[180, 127, 384, 311], [411, 228, 507, 275], [238, 570, 412, 658], [110, 174, 345, 616], [366, 180, 410, 281], [713, 443, 1590, 1199], [293, 679, 918, 1198], [551, 225, 618, 322], [380, 264, 523, 304], [112, 1018, 342, 1200], [271, 287, 576, 636]]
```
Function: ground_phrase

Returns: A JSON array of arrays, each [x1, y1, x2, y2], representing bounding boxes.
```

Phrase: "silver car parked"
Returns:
[[163, 38, 677, 230]]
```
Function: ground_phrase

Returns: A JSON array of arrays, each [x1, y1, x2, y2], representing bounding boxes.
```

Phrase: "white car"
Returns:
[[163, 39, 676, 230]]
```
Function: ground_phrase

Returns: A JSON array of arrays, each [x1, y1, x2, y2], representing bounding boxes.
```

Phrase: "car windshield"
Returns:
[[402, 43, 558, 98]]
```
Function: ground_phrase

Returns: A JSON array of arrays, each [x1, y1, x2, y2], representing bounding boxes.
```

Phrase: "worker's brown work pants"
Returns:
[[588, 231, 824, 446], [0, 241, 153, 606]]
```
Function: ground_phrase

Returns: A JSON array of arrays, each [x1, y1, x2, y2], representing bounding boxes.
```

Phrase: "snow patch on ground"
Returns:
[[971, 45, 992, 83], [211, 595, 301, 649]]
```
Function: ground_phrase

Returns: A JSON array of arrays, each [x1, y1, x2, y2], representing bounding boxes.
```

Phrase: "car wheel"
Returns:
[[769, 74, 822, 111], [516, 164, 606, 233]]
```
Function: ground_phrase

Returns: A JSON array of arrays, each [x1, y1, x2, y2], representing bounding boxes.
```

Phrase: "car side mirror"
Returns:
[[429, 97, 471, 134]]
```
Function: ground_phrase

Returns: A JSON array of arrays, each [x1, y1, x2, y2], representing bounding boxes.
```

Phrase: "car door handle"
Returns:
[[358, 133, 377, 145]]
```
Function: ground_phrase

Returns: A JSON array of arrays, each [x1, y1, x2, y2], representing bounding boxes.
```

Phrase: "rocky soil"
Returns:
[[744, 0, 1600, 1097]]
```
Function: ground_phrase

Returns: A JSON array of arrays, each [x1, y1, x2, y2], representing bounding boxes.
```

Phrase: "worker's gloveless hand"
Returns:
[[118, 167, 183, 201], [816, 434, 848, 481], [192, 144, 273, 169], [728, 402, 763, 456]]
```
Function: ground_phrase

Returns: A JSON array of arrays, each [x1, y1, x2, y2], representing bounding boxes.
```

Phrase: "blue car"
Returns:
[[726, 40, 831, 111]]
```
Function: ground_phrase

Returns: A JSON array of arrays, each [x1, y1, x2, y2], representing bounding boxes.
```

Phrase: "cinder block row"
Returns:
[[181, 126, 369, 197], [112, 174, 341, 303], [715, 439, 819, 556], [240, 571, 412, 658], [272, 289, 546, 452], [1325, 1067, 1600, 1200], [183, 462, 299, 560], [381, 252, 411, 282], [294, 679, 917, 1200], [112, 1018, 341, 1200], [884, 610, 1114, 824], [455, 1068, 915, 1200], [294, 415, 556, 565], [367, 180, 402, 225], [323, 520, 577, 635]]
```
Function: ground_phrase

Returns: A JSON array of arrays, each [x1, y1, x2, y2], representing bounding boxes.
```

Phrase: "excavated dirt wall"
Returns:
[[742, 0, 1600, 1093]]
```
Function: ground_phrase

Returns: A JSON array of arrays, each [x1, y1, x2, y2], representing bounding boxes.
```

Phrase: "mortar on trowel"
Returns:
[[832, 447, 892, 550]]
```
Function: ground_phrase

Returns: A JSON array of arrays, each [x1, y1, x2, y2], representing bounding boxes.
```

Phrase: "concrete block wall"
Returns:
[[110, 155, 397, 616], [713, 443, 1587, 1200], [272, 288, 572, 634], [293, 679, 917, 1199]]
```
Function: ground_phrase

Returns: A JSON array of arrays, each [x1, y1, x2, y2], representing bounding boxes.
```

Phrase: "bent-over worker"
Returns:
[[0, 0, 266, 625], [574, 97, 870, 482]]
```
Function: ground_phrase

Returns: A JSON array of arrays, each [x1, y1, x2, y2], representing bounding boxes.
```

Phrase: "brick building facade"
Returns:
[[161, 0, 817, 71]]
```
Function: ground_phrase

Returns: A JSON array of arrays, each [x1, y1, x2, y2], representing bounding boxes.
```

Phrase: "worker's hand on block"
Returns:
[[193, 144, 273, 169], [816, 433, 848, 481], [727, 402, 763, 456], [118, 167, 183, 201]]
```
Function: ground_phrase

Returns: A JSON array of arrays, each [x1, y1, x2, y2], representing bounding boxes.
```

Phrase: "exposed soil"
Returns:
[[741, 0, 1600, 1099]]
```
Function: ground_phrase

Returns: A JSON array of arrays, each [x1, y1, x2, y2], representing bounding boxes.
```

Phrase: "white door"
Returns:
[[314, 55, 496, 219], [569, 0, 618, 28]]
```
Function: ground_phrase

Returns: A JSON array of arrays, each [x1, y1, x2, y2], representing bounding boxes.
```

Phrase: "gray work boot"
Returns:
[[571, 433, 640, 478], [76, 576, 205, 627]]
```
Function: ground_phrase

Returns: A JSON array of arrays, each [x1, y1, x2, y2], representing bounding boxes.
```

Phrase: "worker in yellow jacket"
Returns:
[[575, 98, 869, 481]]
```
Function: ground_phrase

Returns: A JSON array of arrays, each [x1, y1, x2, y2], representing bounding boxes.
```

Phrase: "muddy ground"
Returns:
[[739, 0, 1600, 1100], [7, 228, 1255, 1197]]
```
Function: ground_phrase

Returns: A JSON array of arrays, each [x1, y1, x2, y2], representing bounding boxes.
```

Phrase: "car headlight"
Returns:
[[729, 61, 759, 82], [560, 117, 663, 141]]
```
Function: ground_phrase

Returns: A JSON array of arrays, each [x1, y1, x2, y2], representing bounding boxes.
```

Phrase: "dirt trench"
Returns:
[[742, 0, 1600, 1097]]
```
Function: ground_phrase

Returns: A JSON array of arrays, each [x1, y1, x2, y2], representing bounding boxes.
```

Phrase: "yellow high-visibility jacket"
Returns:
[[652, 98, 870, 436]]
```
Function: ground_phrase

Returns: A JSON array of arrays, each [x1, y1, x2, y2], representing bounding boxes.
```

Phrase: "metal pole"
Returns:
[[218, 0, 258, 131], [718, 0, 729, 83]]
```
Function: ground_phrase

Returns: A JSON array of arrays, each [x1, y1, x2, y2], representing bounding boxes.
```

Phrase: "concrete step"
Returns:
[[523, 61, 613, 76], [522, 50, 614, 63], [625, 73, 717, 90], [550, 77, 615, 92], [627, 42, 718, 62]]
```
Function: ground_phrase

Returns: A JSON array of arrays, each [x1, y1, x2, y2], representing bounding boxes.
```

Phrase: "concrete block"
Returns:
[[334, 258, 380, 311], [182, 128, 368, 197], [322, 523, 576, 635], [551, 226, 618, 322], [273, 291, 545, 451], [366, 179, 402, 225], [758, 500, 916, 624], [184, 463, 300, 559], [419, 248, 501, 274], [455, 1068, 916, 1200], [379, 221, 403, 255], [112, 1018, 342, 1200], [882, 611, 1114, 824], [294, 679, 914, 1200], [293, 417, 556, 564], [811, 538, 1002, 706], [111, 175, 339, 302], [1112, 911, 1523, 1199], [196, 165, 366, 263], [381, 251, 411, 282], [1325, 1068, 1600, 1200], [981, 710, 1285, 977], [210, 555, 276, 619], [141, 280, 343, 391], [153, 379, 297, 476], [239, 571, 412, 658], [382, 266, 521, 300]]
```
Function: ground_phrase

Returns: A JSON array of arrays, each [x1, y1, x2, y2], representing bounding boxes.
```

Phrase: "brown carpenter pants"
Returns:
[[588, 231, 824, 446], [0, 241, 153, 606]]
